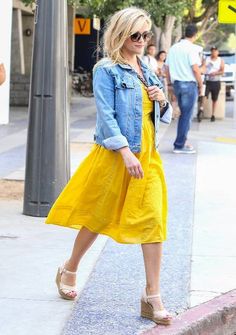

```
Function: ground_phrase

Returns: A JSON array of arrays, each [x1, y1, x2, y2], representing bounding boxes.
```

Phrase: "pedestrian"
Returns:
[[195, 45, 207, 122], [156, 50, 167, 92], [46, 7, 173, 326], [203, 46, 224, 122], [0, 61, 6, 85], [166, 24, 203, 154], [142, 44, 159, 74]]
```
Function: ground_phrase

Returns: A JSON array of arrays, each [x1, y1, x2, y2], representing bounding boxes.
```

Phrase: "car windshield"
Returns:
[[221, 54, 235, 65]]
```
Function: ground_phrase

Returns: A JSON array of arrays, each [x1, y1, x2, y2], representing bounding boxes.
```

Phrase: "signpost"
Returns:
[[93, 15, 101, 62], [218, 0, 236, 126]]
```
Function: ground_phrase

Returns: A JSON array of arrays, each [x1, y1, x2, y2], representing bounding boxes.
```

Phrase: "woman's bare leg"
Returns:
[[60, 227, 98, 294], [141, 242, 165, 310], [66, 226, 99, 271]]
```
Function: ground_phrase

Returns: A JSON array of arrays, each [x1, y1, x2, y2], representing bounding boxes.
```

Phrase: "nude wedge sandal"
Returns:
[[55, 265, 77, 300], [141, 289, 172, 325]]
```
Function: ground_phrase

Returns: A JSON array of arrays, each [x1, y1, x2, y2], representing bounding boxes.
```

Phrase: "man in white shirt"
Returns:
[[166, 25, 203, 154], [203, 46, 224, 122], [143, 44, 158, 74]]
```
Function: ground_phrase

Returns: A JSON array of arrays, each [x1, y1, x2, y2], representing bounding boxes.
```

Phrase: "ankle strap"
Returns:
[[61, 267, 77, 275], [143, 289, 161, 299], [147, 293, 160, 299]]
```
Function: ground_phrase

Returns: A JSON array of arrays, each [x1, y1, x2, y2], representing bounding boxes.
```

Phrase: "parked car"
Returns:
[[203, 51, 236, 97]]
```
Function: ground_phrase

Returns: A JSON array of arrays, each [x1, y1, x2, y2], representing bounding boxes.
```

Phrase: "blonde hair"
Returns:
[[103, 7, 152, 64]]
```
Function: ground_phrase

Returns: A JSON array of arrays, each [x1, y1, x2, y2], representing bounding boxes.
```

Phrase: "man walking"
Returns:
[[204, 46, 224, 122], [166, 25, 203, 154]]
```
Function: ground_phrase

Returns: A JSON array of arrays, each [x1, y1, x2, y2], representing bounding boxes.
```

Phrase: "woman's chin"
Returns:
[[134, 48, 144, 55]]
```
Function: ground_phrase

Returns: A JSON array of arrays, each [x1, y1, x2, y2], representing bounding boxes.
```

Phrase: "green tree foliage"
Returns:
[[82, 0, 192, 27], [21, 0, 34, 5], [21, 0, 81, 6], [185, 0, 218, 23], [184, 0, 235, 49], [21, 0, 192, 33], [202, 24, 235, 49], [21, 0, 233, 50]]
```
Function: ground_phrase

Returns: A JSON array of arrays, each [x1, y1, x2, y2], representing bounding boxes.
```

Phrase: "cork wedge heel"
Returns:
[[141, 290, 172, 325]]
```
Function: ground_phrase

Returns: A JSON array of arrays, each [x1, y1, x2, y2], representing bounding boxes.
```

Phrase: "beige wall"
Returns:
[[10, 2, 74, 107], [11, 1, 34, 75], [11, 9, 21, 74], [22, 14, 34, 75], [11, 5, 73, 75]]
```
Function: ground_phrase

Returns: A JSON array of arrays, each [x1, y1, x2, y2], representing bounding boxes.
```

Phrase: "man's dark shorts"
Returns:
[[205, 81, 221, 102]]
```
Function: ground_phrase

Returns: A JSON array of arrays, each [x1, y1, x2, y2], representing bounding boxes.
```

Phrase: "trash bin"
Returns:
[[203, 81, 226, 119]]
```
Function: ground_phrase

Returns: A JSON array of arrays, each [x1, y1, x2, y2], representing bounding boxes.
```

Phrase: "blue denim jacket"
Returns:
[[93, 57, 172, 153]]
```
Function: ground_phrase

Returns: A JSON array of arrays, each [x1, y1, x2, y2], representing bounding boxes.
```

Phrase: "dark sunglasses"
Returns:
[[130, 31, 153, 42]]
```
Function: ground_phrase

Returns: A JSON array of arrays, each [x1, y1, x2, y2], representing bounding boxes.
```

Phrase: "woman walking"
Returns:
[[156, 50, 167, 92], [46, 7, 172, 325]]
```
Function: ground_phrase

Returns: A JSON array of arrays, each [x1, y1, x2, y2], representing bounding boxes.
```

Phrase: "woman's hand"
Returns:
[[118, 147, 144, 179], [147, 86, 166, 102]]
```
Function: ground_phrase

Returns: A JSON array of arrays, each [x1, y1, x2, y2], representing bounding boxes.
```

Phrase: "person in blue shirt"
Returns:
[[166, 24, 203, 154]]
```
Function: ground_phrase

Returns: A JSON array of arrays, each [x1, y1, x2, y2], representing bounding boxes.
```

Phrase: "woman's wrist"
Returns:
[[118, 146, 130, 156]]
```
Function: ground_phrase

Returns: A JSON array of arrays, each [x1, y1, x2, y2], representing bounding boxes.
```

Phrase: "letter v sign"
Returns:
[[74, 18, 91, 35]]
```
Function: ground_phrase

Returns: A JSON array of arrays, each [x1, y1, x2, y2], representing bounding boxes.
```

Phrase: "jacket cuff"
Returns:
[[102, 135, 129, 150], [160, 103, 173, 124]]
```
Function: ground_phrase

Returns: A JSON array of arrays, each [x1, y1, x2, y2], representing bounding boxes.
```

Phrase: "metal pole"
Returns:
[[96, 30, 99, 63], [23, 0, 70, 217], [93, 16, 101, 62]]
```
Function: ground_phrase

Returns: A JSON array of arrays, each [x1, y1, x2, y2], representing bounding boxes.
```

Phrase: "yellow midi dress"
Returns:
[[46, 84, 168, 244]]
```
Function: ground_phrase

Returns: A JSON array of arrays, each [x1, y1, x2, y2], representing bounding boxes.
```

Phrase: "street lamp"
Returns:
[[23, 0, 70, 217]]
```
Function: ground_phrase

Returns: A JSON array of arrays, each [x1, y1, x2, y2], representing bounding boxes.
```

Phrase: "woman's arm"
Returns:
[[0, 63, 6, 85], [118, 147, 144, 179], [94, 66, 144, 179], [93, 66, 129, 150]]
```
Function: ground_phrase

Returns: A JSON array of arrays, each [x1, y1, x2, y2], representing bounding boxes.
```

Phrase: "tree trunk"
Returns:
[[153, 15, 176, 52], [153, 25, 162, 52], [160, 15, 176, 51], [173, 22, 183, 44]]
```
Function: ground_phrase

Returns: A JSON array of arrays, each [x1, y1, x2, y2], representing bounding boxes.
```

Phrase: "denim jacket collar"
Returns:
[[118, 57, 151, 85]]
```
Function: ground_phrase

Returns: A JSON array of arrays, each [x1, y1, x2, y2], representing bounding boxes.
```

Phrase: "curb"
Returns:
[[142, 290, 236, 335]]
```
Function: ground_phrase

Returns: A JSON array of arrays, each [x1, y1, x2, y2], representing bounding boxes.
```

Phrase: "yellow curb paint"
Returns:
[[215, 137, 236, 144]]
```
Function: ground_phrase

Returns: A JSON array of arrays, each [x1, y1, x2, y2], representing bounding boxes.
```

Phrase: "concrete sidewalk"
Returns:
[[0, 97, 236, 334]]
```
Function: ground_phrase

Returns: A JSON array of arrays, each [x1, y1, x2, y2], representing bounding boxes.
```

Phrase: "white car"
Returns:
[[221, 53, 236, 96]]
